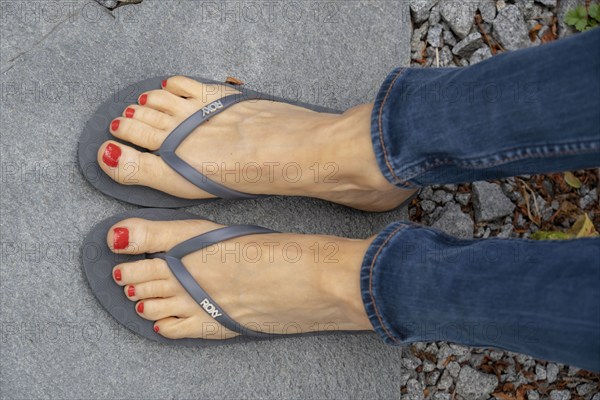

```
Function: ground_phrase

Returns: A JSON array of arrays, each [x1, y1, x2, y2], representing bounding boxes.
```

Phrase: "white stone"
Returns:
[[411, 0, 440, 24], [492, 5, 531, 51], [440, 0, 478, 39]]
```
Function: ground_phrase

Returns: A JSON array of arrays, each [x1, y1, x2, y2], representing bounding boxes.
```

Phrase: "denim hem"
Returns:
[[360, 221, 414, 346], [370, 67, 417, 189], [387, 139, 600, 187], [370, 28, 600, 187]]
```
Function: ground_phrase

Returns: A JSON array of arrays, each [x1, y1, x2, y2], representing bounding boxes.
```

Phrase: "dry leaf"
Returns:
[[540, 16, 558, 43], [225, 76, 244, 85], [568, 214, 599, 238], [442, 355, 456, 367], [516, 384, 535, 400], [564, 171, 582, 189], [559, 201, 579, 214], [480, 364, 495, 374], [529, 23, 543, 41], [541, 28, 556, 43]]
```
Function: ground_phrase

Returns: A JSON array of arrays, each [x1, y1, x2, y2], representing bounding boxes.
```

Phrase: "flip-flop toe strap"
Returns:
[[151, 225, 277, 337], [156, 93, 264, 200]]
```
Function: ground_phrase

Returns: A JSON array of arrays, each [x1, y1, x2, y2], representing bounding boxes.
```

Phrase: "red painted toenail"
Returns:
[[128, 285, 135, 297], [114, 269, 122, 281], [111, 119, 120, 131], [137, 302, 144, 313], [139, 94, 147, 105], [113, 227, 129, 250], [161, 80, 167, 88], [102, 143, 121, 168], [125, 107, 135, 118], [154, 325, 159, 333]]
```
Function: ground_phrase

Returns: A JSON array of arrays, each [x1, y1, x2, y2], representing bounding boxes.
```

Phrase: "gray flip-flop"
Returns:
[[78, 76, 343, 208], [82, 208, 365, 346]]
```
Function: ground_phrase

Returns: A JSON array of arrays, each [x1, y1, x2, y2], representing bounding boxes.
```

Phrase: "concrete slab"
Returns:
[[0, 1, 412, 398]]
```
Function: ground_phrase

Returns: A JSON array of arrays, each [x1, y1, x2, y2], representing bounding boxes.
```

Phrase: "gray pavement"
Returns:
[[0, 1, 412, 398]]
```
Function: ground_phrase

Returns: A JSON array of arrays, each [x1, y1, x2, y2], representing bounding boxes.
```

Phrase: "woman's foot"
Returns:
[[108, 218, 374, 339], [97, 76, 415, 212]]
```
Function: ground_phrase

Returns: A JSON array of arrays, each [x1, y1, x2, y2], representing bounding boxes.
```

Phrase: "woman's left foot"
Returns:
[[97, 76, 415, 212], [108, 217, 374, 339]]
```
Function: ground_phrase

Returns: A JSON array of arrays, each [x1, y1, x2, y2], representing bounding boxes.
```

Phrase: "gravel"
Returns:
[[403, 355, 423, 370], [547, 363, 560, 383], [431, 189, 454, 204], [410, 0, 440, 24], [438, 46, 454, 67], [478, 0, 497, 22], [426, 369, 441, 385], [455, 366, 498, 399], [528, 391, 541, 400], [455, 192, 471, 206], [419, 186, 434, 200], [406, 378, 425, 400], [535, 364, 547, 380], [447, 361, 461, 378], [580, 188, 598, 209], [493, 4, 531, 51], [442, 29, 457, 46], [437, 370, 453, 391], [469, 46, 493, 64], [432, 203, 475, 239], [405, 2, 600, 398], [472, 181, 516, 222], [497, 224, 514, 238], [400, 372, 413, 387], [439, 0, 477, 39], [550, 389, 572, 400], [427, 24, 444, 48], [423, 360, 437, 373], [452, 32, 485, 58], [421, 199, 437, 213], [576, 382, 597, 396]]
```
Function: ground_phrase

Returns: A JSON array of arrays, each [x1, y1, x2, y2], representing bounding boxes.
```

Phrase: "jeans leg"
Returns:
[[360, 222, 600, 371], [371, 28, 600, 189]]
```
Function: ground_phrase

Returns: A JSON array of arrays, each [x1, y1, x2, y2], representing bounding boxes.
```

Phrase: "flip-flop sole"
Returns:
[[82, 208, 367, 346], [78, 76, 343, 208]]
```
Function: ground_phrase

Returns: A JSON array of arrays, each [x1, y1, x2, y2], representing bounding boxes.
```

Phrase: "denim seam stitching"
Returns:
[[420, 141, 600, 168], [378, 68, 407, 185], [392, 141, 600, 182], [369, 224, 408, 344]]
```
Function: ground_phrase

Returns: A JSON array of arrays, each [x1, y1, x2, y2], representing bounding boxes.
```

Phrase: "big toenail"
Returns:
[[139, 94, 147, 105], [154, 325, 159, 333], [111, 119, 120, 131], [125, 107, 135, 118], [161, 80, 167, 88], [128, 285, 135, 297], [102, 143, 122, 167], [113, 227, 129, 250], [137, 302, 144, 313], [114, 269, 122, 281]]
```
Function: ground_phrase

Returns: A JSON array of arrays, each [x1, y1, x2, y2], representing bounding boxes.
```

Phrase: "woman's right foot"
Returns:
[[97, 76, 415, 212], [108, 217, 374, 339]]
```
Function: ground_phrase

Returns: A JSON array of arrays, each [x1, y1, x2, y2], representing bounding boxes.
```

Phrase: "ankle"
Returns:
[[322, 237, 374, 331], [313, 103, 398, 196]]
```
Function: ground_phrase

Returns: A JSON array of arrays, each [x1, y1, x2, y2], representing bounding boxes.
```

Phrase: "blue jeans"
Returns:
[[362, 28, 600, 371]]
